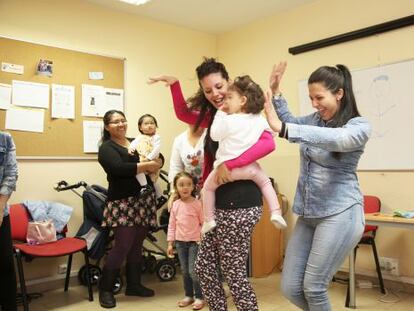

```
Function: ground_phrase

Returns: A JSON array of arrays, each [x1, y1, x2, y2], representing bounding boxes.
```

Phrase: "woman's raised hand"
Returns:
[[269, 61, 287, 95], [264, 90, 282, 133], [147, 75, 178, 87]]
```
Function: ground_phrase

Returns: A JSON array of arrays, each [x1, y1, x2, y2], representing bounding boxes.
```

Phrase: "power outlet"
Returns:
[[58, 264, 67, 274], [379, 257, 399, 276]]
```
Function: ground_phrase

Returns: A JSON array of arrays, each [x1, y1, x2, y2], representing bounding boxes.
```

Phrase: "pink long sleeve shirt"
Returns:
[[167, 198, 204, 242], [170, 81, 276, 185]]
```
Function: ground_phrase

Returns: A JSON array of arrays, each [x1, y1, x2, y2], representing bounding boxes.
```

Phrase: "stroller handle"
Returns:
[[54, 180, 88, 192]]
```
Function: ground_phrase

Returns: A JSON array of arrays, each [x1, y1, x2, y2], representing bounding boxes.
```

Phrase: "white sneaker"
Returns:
[[201, 219, 217, 234], [270, 214, 287, 229]]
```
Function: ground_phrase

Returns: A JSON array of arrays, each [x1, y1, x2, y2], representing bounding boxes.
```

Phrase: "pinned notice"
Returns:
[[1, 62, 24, 75]]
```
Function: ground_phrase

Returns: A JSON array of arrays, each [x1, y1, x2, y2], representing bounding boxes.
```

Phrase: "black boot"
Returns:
[[125, 262, 155, 297], [99, 268, 119, 308]]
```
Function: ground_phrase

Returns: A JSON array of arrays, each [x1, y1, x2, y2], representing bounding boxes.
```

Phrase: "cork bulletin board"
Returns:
[[0, 36, 124, 158]]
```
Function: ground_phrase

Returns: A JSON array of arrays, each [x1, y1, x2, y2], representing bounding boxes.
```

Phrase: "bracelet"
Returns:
[[279, 122, 286, 138], [273, 92, 283, 100]]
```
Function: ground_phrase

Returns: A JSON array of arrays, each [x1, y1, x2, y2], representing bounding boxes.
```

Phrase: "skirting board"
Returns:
[[338, 267, 414, 293]]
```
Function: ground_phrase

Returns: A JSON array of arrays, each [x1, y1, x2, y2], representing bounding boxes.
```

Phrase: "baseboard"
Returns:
[[337, 267, 414, 293], [19, 271, 81, 293]]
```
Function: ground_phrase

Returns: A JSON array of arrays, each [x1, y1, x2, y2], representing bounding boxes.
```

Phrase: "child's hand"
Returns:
[[128, 146, 136, 155], [215, 163, 233, 185]]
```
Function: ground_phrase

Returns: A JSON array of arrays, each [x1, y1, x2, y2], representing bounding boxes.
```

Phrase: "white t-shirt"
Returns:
[[210, 110, 272, 168], [168, 129, 206, 183]]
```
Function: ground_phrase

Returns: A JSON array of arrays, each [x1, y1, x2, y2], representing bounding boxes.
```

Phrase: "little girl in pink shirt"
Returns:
[[167, 172, 204, 310]]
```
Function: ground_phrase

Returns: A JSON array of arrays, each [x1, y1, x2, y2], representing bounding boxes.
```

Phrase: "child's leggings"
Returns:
[[202, 162, 280, 222], [195, 206, 262, 311]]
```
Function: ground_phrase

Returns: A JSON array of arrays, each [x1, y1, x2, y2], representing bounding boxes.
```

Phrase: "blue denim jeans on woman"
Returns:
[[281, 205, 365, 311], [176, 241, 202, 299]]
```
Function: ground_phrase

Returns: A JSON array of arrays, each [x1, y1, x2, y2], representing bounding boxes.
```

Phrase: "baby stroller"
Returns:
[[140, 169, 178, 282], [54, 180, 123, 294], [54, 172, 177, 289]]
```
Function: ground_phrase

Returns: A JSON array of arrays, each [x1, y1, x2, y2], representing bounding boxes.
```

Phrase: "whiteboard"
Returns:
[[298, 59, 414, 170]]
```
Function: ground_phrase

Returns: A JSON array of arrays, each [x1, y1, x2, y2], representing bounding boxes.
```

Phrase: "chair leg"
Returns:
[[83, 249, 93, 301], [371, 240, 386, 294], [345, 246, 358, 308], [64, 254, 73, 292], [15, 250, 29, 311]]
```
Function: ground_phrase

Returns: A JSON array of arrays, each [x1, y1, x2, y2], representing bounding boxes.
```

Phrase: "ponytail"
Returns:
[[308, 64, 360, 127]]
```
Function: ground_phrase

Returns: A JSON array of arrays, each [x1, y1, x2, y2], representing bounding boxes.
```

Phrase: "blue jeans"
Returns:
[[281, 205, 365, 311], [176, 241, 202, 299]]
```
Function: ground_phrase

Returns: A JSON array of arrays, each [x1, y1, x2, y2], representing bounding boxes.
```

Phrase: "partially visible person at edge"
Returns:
[[264, 61, 371, 310], [97, 110, 161, 309], [0, 132, 18, 311], [148, 57, 275, 311], [167, 124, 206, 211]]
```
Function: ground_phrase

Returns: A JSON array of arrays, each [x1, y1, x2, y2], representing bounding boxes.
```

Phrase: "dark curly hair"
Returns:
[[228, 75, 265, 114], [187, 57, 230, 157]]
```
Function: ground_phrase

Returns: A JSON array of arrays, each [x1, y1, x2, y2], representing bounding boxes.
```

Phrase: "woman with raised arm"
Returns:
[[149, 58, 275, 311], [264, 62, 371, 310]]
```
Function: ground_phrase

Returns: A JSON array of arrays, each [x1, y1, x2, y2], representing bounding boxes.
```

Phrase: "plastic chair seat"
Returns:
[[13, 237, 86, 257], [9, 203, 93, 311]]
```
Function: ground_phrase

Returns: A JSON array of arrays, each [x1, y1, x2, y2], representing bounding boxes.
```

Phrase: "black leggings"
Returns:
[[0, 215, 17, 311], [105, 225, 148, 269]]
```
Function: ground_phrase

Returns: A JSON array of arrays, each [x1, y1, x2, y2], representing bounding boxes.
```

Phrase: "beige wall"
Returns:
[[0, 0, 216, 280], [217, 0, 414, 281], [2, 0, 414, 285]]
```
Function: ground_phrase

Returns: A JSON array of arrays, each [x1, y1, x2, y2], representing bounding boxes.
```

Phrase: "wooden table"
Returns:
[[347, 213, 414, 308]]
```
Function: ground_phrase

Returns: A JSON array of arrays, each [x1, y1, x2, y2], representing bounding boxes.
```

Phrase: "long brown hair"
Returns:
[[187, 57, 230, 158]]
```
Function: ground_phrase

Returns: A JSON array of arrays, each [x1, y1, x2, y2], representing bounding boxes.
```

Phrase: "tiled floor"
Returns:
[[24, 272, 414, 310]]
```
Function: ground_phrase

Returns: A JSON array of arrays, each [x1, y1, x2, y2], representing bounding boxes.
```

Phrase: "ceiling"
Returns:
[[85, 0, 316, 34]]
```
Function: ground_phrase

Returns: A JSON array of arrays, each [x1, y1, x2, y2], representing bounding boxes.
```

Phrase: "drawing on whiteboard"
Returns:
[[367, 74, 397, 139]]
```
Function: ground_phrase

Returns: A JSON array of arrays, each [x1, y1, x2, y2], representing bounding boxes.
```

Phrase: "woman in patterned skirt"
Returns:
[[98, 110, 161, 308]]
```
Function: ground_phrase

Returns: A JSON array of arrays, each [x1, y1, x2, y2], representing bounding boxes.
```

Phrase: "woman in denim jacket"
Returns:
[[0, 132, 18, 311], [265, 62, 371, 310]]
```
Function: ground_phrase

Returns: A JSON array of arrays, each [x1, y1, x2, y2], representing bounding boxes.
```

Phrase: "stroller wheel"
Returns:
[[113, 275, 123, 295], [78, 264, 101, 286], [155, 259, 176, 282]]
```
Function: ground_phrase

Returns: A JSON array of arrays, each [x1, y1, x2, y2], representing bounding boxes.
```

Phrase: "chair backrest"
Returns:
[[363, 195, 381, 234], [9, 203, 30, 242]]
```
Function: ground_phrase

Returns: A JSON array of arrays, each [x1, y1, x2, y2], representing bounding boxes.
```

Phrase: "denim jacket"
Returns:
[[273, 96, 371, 218], [0, 132, 18, 217]]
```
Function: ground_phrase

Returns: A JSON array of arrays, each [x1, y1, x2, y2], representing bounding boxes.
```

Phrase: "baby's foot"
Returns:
[[140, 185, 152, 197], [201, 219, 217, 235], [270, 213, 287, 229]]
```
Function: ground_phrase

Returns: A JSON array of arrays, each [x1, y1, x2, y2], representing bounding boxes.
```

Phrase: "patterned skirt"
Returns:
[[102, 193, 157, 229]]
